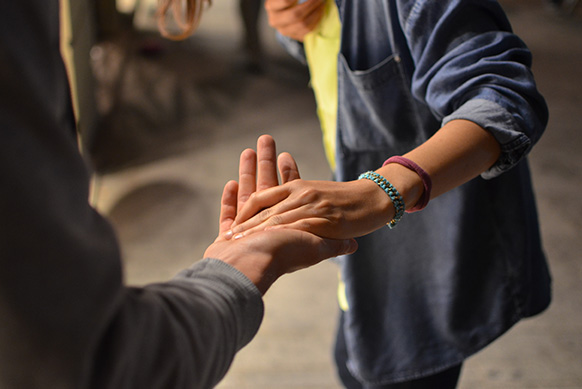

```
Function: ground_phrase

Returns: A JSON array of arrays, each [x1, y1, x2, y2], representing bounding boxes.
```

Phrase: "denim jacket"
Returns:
[[280, 0, 551, 384]]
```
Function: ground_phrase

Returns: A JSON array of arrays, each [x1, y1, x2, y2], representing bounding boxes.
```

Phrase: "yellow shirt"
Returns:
[[303, 0, 341, 172], [304, 2, 348, 311]]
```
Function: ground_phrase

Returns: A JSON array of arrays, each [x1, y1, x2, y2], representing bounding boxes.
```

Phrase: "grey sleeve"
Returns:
[[89, 259, 264, 389], [0, 1, 262, 388]]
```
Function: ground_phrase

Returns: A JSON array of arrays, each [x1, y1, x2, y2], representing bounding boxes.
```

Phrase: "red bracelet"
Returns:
[[383, 156, 432, 213]]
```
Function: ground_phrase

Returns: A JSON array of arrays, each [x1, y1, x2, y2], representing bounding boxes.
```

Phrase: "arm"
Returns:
[[226, 120, 499, 239], [379, 119, 501, 213], [207, 135, 356, 295], [224, 1, 546, 240], [0, 2, 259, 387], [0, 3, 354, 388], [397, 0, 548, 177]]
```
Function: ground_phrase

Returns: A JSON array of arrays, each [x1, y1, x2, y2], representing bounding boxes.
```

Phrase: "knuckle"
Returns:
[[270, 214, 284, 226], [299, 220, 316, 232], [298, 187, 318, 202], [316, 199, 333, 212], [287, 178, 301, 188], [289, 7, 302, 19], [258, 207, 273, 221], [246, 192, 258, 203]]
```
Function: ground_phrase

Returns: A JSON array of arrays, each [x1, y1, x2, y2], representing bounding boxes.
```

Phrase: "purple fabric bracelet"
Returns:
[[383, 156, 432, 213]]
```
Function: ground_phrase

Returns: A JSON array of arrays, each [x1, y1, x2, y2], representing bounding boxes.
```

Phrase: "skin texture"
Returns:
[[221, 5, 503, 240], [204, 135, 357, 294], [264, 0, 325, 41], [224, 120, 501, 241], [158, 2, 502, 285]]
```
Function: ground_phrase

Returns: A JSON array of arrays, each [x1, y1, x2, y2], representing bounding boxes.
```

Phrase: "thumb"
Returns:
[[320, 238, 358, 259], [218, 180, 238, 236]]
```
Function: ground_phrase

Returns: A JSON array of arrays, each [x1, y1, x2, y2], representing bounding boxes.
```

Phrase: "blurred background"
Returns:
[[61, 0, 581, 387]]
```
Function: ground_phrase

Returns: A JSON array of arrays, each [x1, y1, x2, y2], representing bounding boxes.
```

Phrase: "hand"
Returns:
[[226, 177, 395, 240], [215, 134, 300, 241], [265, 0, 326, 41], [206, 135, 357, 294], [206, 223, 357, 294]]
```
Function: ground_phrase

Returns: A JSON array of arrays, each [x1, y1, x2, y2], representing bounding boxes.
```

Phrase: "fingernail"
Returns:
[[233, 233, 244, 240], [224, 230, 233, 240]]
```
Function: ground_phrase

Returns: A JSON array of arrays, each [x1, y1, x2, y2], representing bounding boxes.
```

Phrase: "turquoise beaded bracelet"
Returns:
[[358, 171, 405, 229]]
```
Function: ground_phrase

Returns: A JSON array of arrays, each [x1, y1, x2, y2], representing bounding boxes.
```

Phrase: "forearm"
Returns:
[[226, 120, 502, 239], [400, 0, 547, 174], [376, 119, 501, 213]]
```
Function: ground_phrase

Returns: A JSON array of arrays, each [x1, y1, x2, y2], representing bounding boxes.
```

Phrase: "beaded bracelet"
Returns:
[[383, 156, 432, 213], [358, 171, 405, 229]]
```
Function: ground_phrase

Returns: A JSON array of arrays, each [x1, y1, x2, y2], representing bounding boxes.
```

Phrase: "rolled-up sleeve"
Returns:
[[399, 0, 548, 177]]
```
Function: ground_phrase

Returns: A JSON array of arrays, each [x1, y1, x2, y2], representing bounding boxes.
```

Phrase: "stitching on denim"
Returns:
[[404, 0, 427, 36]]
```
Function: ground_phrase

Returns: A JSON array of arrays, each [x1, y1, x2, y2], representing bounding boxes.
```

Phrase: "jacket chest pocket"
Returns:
[[337, 52, 427, 155]]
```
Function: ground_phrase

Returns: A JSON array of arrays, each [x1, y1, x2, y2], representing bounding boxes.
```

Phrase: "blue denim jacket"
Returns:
[[281, 0, 551, 384]]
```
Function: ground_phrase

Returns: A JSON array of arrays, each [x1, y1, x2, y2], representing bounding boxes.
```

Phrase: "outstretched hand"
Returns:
[[214, 134, 300, 240], [225, 177, 394, 240], [205, 135, 357, 294]]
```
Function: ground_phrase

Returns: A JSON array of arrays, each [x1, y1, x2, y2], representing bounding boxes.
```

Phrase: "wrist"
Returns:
[[376, 163, 424, 211], [205, 244, 278, 295], [354, 174, 399, 228], [224, 255, 279, 295]]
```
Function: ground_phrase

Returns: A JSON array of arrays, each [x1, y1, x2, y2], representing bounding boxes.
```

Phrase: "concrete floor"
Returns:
[[89, 0, 582, 387]]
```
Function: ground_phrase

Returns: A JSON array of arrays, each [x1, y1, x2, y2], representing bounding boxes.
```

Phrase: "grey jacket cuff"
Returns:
[[174, 258, 264, 349]]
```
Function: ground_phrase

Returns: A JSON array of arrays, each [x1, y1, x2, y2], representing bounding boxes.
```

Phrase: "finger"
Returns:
[[319, 237, 359, 259], [238, 148, 257, 211], [278, 152, 300, 183], [300, 3, 326, 34], [232, 183, 296, 226], [266, 0, 325, 40], [264, 216, 351, 240], [277, 6, 325, 41], [299, 0, 326, 28], [232, 216, 311, 241], [233, 203, 319, 239], [278, 231, 358, 272], [265, 0, 324, 14], [264, 0, 297, 12], [257, 135, 279, 191], [218, 180, 239, 237]]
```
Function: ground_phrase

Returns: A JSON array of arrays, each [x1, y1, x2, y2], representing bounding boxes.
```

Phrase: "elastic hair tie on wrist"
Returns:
[[358, 171, 404, 229], [383, 156, 432, 213]]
